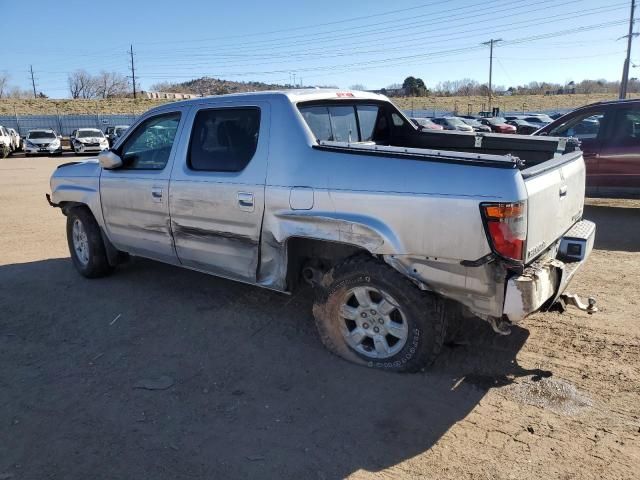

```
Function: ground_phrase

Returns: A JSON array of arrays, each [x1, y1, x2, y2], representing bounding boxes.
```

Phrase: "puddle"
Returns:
[[504, 377, 592, 415]]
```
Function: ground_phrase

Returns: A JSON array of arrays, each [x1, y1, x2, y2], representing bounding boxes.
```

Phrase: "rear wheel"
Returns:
[[66, 208, 113, 278], [313, 255, 447, 372]]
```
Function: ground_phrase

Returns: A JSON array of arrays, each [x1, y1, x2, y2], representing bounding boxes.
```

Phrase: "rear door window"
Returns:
[[188, 107, 260, 172], [605, 108, 640, 146]]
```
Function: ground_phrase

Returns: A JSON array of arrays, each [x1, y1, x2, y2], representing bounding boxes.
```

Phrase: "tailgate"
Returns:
[[522, 152, 585, 264]]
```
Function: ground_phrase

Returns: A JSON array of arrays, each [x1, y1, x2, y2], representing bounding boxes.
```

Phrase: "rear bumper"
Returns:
[[503, 219, 596, 323]]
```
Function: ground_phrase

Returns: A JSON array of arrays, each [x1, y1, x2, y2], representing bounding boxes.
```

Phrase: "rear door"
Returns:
[[523, 153, 586, 264], [597, 105, 640, 194], [168, 102, 269, 282]]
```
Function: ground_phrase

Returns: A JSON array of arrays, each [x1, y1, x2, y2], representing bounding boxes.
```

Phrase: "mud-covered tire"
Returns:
[[313, 255, 447, 373], [66, 207, 113, 278]]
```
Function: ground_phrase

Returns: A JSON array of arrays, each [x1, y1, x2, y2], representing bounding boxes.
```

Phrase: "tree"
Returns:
[[94, 71, 129, 98], [402, 76, 428, 96], [68, 70, 97, 99]]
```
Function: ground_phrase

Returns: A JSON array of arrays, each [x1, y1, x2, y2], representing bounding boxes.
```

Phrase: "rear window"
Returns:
[[299, 104, 381, 143]]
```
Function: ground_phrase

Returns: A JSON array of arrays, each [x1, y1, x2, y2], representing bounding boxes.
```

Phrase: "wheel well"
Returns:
[[285, 237, 371, 292], [59, 201, 90, 216]]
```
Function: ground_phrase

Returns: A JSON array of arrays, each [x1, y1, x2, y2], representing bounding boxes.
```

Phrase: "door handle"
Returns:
[[559, 185, 568, 197], [237, 192, 255, 212], [151, 187, 163, 202]]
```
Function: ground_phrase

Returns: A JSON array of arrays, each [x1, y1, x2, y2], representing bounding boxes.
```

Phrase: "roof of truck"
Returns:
[[150, 89, 389, 111]]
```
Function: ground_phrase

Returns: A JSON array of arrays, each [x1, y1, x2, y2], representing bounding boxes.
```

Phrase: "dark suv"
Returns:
[[536, 99, 640, 196]]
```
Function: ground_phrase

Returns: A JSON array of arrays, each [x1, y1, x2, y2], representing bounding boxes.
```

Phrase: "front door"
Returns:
[[169, 103, 269, 282], [100, 109, 186, 264], [597, 106, 640, 195], [546, 109, 606, 193]]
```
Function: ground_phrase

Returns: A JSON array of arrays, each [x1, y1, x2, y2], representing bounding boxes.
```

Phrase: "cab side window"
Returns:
[[119, 112, 181, 170], [188, 108, 260, 172]]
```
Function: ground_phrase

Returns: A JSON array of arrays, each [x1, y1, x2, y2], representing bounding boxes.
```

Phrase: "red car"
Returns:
[[536, 99, 640, 196], [479, 117, 517, 134], [410, 117, 444, 130]]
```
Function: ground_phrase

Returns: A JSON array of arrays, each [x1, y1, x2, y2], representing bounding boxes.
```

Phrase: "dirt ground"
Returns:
[[1, 155, 638, 480]]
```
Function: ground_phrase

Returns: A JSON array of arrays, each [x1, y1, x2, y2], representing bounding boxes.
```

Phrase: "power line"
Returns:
[[132, 2, 626, 69], [136, 19, 628, 80], [136, 0, 451, 46]]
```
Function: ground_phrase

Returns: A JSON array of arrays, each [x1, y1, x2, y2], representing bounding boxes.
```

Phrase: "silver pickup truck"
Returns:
[[47, 89, 595, 372]]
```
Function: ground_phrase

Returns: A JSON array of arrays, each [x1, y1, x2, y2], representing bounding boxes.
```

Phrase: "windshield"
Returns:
[[463, 118, 481, 126], [488, 117, 507, 124], [78, 130, 104, 138], [28, 131, 55, 139], [115, 127, 128, 135]]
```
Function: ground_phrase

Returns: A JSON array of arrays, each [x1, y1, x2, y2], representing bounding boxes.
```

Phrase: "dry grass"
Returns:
[[2, 92, 639, 116], [0, 98, 177, 116], [392, 93, 640, 114]]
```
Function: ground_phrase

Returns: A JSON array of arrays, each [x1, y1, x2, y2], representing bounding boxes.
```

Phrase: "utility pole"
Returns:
[[481, 38, 502, 111], [29, 65, 37, 98], [620, 0, 637, 99], [130, 44, 137, 99]]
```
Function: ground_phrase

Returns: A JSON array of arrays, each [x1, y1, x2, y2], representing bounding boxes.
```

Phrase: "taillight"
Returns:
[[480, 202, 527, 262]]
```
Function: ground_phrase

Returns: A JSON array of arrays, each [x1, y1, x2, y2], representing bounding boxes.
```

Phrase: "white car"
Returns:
[[7, 128, 21, 151], [0, 126, 12, 157], [71, 128, 109, 155], [24, 129, 63, 156]]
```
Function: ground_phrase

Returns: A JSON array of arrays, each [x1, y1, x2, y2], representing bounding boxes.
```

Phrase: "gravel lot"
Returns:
[[1, 155, 639, 479]]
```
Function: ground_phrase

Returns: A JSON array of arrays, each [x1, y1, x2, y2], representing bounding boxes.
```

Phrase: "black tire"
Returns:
[[313, 255, 447, 373], [66, 207, 113, 278]]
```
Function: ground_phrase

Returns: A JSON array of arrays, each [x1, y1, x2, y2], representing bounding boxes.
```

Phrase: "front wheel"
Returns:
[[313, 256, 447, 372], [66, 208, 113, 278]]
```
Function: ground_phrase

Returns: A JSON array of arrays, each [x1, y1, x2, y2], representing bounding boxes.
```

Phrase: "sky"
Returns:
[[2, 0, 635, 98]]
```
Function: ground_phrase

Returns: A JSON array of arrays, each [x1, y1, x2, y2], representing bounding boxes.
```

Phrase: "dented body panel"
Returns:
[[49, 89, 591, 323]]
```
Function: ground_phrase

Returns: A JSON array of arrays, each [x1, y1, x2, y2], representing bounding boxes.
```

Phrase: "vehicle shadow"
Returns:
[[583, 203, 640, 252], [0, 257, 546, 479]]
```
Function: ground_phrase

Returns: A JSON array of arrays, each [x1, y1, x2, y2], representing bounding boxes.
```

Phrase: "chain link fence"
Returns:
[[0, 114, 139, 137]]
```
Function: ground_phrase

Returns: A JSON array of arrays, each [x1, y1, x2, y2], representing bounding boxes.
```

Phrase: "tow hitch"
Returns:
[[555, 293, 598, 314]]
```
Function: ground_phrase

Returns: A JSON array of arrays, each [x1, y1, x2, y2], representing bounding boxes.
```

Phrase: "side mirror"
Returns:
[[98, 150, 123, 169]]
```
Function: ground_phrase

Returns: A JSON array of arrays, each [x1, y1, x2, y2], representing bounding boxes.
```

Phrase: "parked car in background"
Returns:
[[0, 126, 12, 158], [7, 128, 22, 151], [71, 128, 109, 155], [479, 117, 517, 134], [459, 117, 492, 133], [523, 114, 553, 127], [431, 116, 474, 132], [506, 119, 539, 135], [105, 125, 130, 146], [550, 112, 565, 120], [536, 98, 640, 196], [24, 129, 63, 156], [410, 117, 444, 130]]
